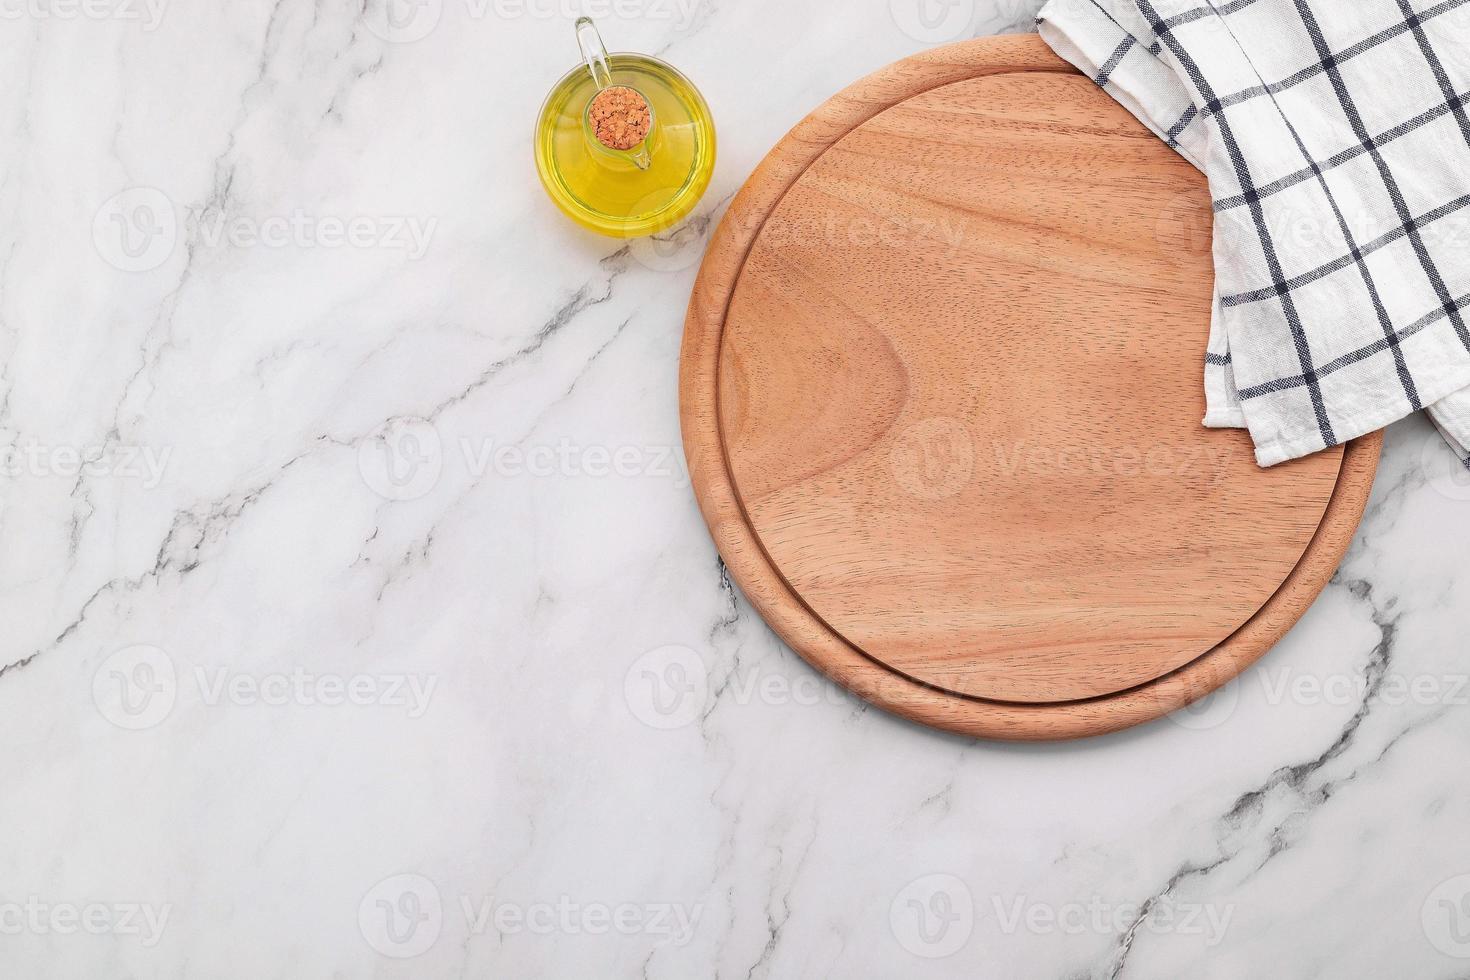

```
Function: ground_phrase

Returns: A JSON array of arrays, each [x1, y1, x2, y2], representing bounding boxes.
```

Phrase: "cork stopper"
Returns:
[[589, 86, 651, 151]]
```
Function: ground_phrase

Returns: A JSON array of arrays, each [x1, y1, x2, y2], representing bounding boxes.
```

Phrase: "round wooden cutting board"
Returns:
[[679, 34, 1381, 741]]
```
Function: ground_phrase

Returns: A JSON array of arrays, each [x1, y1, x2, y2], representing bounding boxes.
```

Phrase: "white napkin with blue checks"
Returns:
[[1037, 0, 1470, 467]]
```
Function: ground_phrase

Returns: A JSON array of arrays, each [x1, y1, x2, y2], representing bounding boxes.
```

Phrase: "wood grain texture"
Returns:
[[679, 34, 1382, 741]]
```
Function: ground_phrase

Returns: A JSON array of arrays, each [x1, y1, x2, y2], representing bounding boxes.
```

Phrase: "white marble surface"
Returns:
[[5, 0, 1470, 976]]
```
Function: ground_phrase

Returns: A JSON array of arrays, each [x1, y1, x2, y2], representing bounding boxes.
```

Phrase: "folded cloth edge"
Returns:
[[1037, 0, 1470, 471]]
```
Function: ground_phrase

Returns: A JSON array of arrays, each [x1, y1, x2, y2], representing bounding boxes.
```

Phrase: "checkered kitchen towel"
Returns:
[[1037, 0, 1470, 467]]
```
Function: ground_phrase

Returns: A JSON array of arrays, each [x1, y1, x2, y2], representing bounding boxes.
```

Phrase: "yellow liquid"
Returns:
[[535, 54, 715, 238]]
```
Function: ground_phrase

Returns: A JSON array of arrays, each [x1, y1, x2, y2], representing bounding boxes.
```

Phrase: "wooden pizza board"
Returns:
[[679, 34, 1381, 741]]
